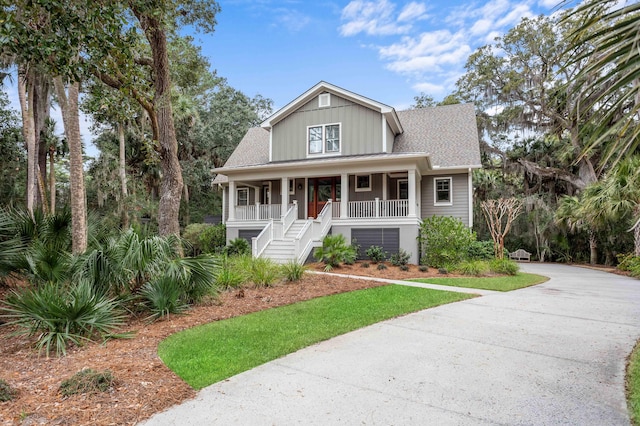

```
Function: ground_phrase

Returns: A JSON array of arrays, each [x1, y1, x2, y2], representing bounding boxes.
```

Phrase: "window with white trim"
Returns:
[[288, 179, 295, 195], [307, 123, 341, 156], [237, 187, 249, 206], [355, 174, 371, 192], [319, 93, 330, 107], [434, 177, 452, 205], [398, 179, 408, 200]]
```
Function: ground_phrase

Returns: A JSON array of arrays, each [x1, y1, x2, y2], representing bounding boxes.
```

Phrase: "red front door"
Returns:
[[307, 177, 340, 218]]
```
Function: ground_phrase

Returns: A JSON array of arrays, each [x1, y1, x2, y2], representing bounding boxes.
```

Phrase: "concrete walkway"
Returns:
[[142, 264, 640, 425]]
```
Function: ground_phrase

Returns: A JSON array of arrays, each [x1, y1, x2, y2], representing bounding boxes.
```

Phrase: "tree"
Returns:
[[563, 0, 640, 166], [457, 13, 602, 192], [0, 91, 25, 206], [481, 198, 523, 259]]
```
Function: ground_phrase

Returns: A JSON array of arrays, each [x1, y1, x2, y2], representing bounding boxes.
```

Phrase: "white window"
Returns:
[[355, 174, 371, 192], [237, 188, 249, 206], [319, 93, 330, 108], [307, 123, 341, 156], [434, 177, 452, 205]]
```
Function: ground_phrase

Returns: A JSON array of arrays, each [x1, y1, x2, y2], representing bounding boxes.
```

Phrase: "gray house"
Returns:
[[213, 82, 481, 264]]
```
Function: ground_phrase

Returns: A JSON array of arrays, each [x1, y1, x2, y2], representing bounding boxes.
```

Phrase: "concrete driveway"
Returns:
[[142, 263, 640, 425]]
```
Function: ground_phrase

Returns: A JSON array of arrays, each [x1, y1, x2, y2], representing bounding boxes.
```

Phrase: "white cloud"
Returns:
[[495, 3, 533, 27], [397, 2, 428, 22], [484, 30, 502, 43], [470, 18, 493, 36], [339, 0, 428, 36], [412, 81, 445, 94], [275, 9, 311, 32], [538, 0, 559, 8], [385, 43, 472, 74]]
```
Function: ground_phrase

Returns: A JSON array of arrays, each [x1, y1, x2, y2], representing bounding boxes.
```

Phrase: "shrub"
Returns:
[[366, 245, 386, 263], [250, 257, 281, 287], [399, 264, 409, 272], [467, 240, 496, 261], [618, 253, 640, 277], [215, 256, 247, 289], [438, 267, 448, 274], [390, 249, 410, 266], [377, 263, 387, 270], [455, 260, 490, 276], [163, 255, 219, 303], [281, 261, 307, 282], [59, 369, 114, 396], [419, 265, 428, 272], [182, 223, 210, 256], [0, 379, 17, 402], [418, 216, 476, 268], [1, 281, 126, 356], [141, 276, 189, 320], [489, 258, 519, 276], [361, 262, 370, 268], [314, 234, 357, 268], [224, 238, 251, 257], [199, 224, 226, 254]]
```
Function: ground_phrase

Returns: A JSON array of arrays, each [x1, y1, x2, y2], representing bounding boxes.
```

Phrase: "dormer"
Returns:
[[261, 82, 403, 162]]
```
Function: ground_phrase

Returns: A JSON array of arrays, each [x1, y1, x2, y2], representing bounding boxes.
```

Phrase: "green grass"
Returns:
[[158, 285, 472, 389], [627, 340, 640, 425], [409, 273, 548, 292]]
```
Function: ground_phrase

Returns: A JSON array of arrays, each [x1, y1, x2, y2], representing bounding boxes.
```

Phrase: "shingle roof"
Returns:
[[213, 102, 481, 184], [394, 104, 481, 168], [212, 127, 269, 184]]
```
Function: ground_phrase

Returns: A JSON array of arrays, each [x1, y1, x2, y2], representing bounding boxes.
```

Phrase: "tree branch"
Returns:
[[518, 158, 587, 190]]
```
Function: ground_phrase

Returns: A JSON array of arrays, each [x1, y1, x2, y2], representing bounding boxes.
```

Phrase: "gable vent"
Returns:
[[319, 93, 330, 108]]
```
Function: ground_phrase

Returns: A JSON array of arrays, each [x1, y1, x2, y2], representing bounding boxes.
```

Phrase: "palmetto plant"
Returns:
[[1, 281, 126, 356]]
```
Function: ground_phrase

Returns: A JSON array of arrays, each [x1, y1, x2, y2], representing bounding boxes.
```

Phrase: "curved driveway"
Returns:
[[143, 263, 640, 425]]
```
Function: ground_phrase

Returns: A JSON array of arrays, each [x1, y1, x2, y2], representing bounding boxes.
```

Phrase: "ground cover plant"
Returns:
[[627, 340, 640, 425], [314, 234, 357, 269], [158, 285, 473, 389], [59, 369, 114, 397], [409, 273, 548, 292]]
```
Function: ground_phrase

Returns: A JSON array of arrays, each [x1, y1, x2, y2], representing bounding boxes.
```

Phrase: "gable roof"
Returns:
[[213, 102, 481, 184], [394, 104, 481, 168], [261, 81, 403, 135]]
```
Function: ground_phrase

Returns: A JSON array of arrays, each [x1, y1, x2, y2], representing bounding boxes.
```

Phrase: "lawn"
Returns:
[[627, 340, 640, 425], [409, 273, 548, 292], [158, 285, 472, 389]]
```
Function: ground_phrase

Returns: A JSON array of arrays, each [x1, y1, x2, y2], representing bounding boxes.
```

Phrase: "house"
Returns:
[[212, 82, 481, 264]]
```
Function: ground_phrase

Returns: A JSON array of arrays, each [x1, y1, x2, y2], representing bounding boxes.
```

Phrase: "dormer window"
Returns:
[[308, 123, 341, 156], [319, 93, 330, 108]]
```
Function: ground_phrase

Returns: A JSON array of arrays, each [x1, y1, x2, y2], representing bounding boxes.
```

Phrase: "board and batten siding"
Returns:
[[421, 173, 470, 226], [271, 94, 383, 161]]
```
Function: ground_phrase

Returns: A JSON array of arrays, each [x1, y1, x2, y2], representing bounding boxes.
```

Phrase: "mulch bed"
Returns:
[[0, 262, 450, 426]]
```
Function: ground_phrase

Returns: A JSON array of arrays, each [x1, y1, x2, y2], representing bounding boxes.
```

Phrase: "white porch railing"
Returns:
[[332, 202, 341, 218], [295, 200, 332, 263], [252, 219, 273, 257], [236, 203, 282, 221], [282, 201, 298, 234], [345, 198, 408, 218]]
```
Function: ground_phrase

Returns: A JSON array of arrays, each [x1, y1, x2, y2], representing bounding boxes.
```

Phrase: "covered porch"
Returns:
[[223, 170, 421, 223]]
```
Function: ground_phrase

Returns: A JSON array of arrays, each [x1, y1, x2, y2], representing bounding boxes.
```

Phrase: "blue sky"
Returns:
[[4, 0, 561, 155], [199, 0, 560, 110]]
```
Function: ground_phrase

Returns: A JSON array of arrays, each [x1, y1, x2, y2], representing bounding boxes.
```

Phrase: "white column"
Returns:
[[382, 174, 387, 200], [468, 168, 473, 228], [222, 186, 226, 224], [408, 170, 417, 217], [281, 177, 288, 217], [340, 173, 348, 218], [228, 180, 236, 221]]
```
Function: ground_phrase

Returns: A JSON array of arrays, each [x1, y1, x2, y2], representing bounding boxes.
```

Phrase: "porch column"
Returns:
[[281, 177, 288, 217], [408, 170, 417, 217], [222, 186, 226, 224], [340, 173, 348, 218], [228, 180, 236, 221]]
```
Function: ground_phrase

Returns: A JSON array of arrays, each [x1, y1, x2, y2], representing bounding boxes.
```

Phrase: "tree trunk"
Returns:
[[53, 78, 87, 254], [17, 67, 37, 216], [635, 224, 640, 257], [589, 232, 598, 265], [118, 123, 129, 229], [137, 11, 183, 237], [49, 144, 56, 213], [183, 183, 190, 226], [34, 74, 50, 209]]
